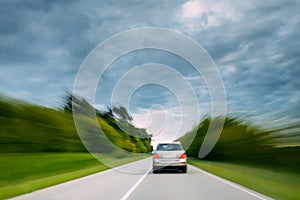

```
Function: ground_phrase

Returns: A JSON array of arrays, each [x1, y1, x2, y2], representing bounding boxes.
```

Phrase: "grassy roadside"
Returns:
[[188, 158, 300, 200], [0, 153, 147, 199]]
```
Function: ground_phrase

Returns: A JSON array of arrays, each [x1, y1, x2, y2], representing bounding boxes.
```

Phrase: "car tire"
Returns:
[[181, 166, 187, 173]]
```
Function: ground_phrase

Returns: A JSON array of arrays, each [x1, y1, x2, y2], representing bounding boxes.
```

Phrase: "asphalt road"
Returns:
[[11, 158, 273, 200]]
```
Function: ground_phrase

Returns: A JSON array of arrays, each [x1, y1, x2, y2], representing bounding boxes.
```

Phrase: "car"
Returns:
[[152, 142, 187, 173]]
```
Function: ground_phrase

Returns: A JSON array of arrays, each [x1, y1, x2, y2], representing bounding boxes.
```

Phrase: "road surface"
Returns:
[[11, 158, 273, 200]]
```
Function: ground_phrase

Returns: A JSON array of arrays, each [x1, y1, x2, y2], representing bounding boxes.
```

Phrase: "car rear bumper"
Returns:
[[153, 165, 187, 172], [153, 162, 186, 167], [153, 159, 187, 170], [153, 158, 186, 166]]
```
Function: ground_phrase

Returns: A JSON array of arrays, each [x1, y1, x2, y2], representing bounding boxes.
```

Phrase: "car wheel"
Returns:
[[181, 166, 187, 173]]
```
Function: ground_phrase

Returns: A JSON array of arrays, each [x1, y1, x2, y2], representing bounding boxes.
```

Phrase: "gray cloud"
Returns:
[[0, 0, 299, 132], [185, 0, 300, 126]]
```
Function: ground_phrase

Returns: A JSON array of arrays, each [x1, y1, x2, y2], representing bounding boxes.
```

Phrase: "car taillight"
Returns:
[[153, 153, 159, 159], [179, 153, 186, 159]]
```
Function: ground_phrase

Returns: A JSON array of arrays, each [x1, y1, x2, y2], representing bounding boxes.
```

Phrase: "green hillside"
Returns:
[[0, 95, 152, 153], [178, 117, 300, 172]]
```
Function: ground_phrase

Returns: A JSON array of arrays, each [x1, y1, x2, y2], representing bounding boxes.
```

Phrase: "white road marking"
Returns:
[[189, 165, 272, 200], [120, 167, 151, 200]]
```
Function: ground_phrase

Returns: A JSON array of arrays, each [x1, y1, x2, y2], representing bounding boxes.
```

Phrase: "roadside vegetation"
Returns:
[[189, 158, 300, 200], [0, 93, 152, 198], [0, 153, 147, 199], [179, 117, 300, 199], [0, 93, 152, 153]]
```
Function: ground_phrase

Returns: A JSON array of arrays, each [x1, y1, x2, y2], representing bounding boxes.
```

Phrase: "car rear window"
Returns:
[[156, 143, 183, 151]]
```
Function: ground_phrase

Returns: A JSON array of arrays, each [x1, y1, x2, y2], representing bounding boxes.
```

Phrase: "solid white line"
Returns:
[[120, 168, 151, 200], [189, 165, 272, 200]]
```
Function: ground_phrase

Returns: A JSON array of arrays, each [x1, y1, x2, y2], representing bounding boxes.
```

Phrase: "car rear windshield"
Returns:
[[156, 143, 183, 151]]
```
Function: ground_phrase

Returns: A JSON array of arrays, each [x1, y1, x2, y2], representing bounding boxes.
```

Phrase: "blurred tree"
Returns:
[[62, 91, 95, 116], [63, 91, 81, 113], [59, 92, 152, 153], [178, 116, 300, 172], [112, 106, 133, 122]]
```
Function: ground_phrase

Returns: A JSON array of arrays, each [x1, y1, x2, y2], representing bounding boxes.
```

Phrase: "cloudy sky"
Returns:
[[1, 0, 300, 142]]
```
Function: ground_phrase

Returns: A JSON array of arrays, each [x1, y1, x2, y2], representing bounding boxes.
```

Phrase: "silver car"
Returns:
[[152, 142, 187, 173]]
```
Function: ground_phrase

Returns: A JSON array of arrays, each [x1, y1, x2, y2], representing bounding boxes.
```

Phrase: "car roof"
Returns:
[[157, 142, 181, 145]]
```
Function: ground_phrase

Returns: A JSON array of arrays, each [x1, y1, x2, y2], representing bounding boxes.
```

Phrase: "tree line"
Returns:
[[0, 93, 152, 153], [179, 117, 300, 172]]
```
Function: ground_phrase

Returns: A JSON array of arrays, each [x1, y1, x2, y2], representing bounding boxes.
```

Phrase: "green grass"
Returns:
[[189, 158, 300, 200], [0, 95, 152, 199], [0, 153, 147, 199]]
